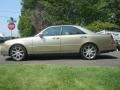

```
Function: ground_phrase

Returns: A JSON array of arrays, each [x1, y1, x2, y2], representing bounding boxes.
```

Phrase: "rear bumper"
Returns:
[[100, 49, 116, 53], [99, 43, 117, 53]]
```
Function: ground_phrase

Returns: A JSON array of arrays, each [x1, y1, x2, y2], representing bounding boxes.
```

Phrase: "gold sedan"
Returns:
[[0, 25, 116, 61]]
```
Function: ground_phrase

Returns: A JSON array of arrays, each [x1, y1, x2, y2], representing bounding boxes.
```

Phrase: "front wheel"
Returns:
[[80, 44, 97, 60], [10, 45, 27, 61]]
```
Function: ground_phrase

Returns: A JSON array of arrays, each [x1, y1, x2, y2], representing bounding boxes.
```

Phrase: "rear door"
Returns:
[[60, 26, 85, 53]]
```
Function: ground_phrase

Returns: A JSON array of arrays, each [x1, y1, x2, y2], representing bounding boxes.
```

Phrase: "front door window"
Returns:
[[43, 26, 61, 36]]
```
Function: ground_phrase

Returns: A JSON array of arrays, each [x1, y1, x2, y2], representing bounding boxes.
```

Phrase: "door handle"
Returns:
[[56, 37, 60, 39], [80, 36, 87, 38], [52, 37, 60, 39]]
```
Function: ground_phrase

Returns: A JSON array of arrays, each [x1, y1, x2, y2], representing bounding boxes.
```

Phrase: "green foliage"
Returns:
[[21, 0, 37, 9], [86, 21, 120, 32], [18, 10, 36, 37], [18, 0, 120, 37], [108, 0, 120, 25]]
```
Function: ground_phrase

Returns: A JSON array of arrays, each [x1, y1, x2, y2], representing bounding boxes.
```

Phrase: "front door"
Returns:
[[33, 26, 61, 54]]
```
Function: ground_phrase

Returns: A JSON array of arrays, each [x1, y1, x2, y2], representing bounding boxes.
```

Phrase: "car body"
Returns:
[[0, 25, 116, 61], [0, 37, 12, 43], [97, 30, 120, 51], [0, 37, 6, 43]]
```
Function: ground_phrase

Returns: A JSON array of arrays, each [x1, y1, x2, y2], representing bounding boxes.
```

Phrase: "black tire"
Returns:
[[10, 45, 27, 61], [117, 46, 120, 51], [80, 44, 97, 60]]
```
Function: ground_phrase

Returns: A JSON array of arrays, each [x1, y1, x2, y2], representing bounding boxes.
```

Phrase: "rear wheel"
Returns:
[[10, 45, 27, 61], [80, 44, 97, 60]]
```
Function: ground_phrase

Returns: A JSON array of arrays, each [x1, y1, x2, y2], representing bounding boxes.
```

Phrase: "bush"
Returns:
[[86, 21, 120, 32]]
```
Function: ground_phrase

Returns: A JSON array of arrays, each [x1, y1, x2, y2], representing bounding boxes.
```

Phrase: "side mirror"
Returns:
[[39, 34, 44, 38]]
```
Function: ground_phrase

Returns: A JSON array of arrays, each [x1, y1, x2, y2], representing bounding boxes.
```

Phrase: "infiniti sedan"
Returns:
[[0, 25, 116, 61]]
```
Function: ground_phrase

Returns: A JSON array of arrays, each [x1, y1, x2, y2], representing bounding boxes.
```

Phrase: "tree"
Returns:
[[18, 10, 36, 37], [18, 0, 120, 37], [108, 0, 120, 25]]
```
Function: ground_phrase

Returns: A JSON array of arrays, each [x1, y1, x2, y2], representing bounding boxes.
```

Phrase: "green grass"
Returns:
[[0, 64, 120, 90]]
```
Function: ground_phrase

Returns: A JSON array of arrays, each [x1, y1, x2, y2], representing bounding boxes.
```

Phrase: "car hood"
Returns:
[[4, 37, 33, 45]]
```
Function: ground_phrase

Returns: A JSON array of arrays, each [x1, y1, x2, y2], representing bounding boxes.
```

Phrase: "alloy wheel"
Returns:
[[10, 45, 26, 61], [81, 44, 97, 60]]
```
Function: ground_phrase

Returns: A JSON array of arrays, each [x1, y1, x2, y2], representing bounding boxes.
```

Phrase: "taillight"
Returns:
[[111, 35, 115, 44]]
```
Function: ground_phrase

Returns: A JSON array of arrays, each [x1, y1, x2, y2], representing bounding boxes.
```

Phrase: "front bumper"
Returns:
[[0, 44, 10, 56]]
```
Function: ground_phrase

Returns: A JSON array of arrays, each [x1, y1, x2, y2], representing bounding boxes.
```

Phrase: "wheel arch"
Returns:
[[9, 44, 28, 56], [80, 42, 99, 53]]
